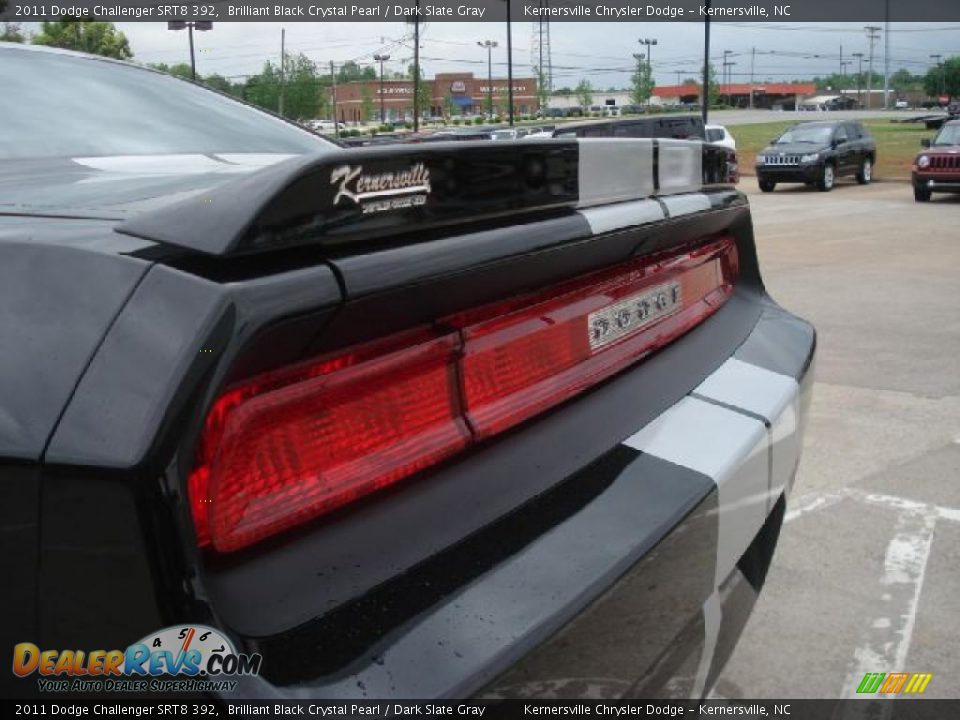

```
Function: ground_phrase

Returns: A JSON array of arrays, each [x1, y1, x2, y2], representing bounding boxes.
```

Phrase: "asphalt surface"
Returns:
[[714, 178, 960, 699]]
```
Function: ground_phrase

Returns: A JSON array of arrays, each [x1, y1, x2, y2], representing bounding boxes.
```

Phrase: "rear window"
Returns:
[[1, 47, 332, 159], [706, 128, 725, 142]]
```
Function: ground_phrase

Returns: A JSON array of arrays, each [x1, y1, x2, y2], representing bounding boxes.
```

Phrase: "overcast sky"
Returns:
[[118, 21, 958, 88]]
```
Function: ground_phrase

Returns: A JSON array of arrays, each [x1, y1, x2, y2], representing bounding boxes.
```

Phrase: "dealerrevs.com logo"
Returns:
[[12, 625, 261, 693]]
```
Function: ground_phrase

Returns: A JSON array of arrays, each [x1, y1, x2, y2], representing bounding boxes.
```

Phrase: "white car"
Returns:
[[895, 100, 910, 110], [705, 124, 736, 151]]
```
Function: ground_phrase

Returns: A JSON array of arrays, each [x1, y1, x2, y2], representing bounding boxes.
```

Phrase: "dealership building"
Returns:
[[334, 72, 539, 122]]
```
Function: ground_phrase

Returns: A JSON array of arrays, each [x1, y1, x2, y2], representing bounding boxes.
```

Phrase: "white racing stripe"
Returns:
[[578, 199, 665, 235], [660, 193, 712, 218], [626, 356, 803, 696], [659, 139, 704, 195], [694, 358, 801, 512], [624, 396, 769, 589], [577, 139, 656, 207]]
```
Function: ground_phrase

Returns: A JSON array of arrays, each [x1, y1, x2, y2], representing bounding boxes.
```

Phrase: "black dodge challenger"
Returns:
[[1, 43, 815, 699]]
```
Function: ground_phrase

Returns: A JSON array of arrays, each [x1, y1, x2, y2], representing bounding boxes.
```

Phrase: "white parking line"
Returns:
[[781, 485, 944, 700], [786, 486, 960, 524], [840, 508, 937, 698]]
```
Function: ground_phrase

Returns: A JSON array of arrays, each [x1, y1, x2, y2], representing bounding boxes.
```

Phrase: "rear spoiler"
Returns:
[[116, 139, 735, 257]]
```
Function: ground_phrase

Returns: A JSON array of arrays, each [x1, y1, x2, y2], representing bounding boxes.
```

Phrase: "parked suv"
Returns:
[[913, 119, 960, 202], [755, 120, 876, 192]]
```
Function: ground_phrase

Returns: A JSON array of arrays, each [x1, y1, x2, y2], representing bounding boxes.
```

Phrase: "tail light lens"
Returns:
[[455, 238, 736, 438], [189, 331, 469, 552], [190, 237, 738, 552]]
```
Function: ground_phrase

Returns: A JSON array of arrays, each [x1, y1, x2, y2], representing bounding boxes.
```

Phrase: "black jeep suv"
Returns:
[[755, 120, 876, 192]]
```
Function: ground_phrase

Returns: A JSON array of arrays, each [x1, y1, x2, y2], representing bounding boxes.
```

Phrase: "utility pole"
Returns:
[[865, 25, 881, 110], [722, 50, 732, 104], [505, 0, 514, 126], [749, 47, 755, 109], [478, 40, 498, 118], [853, 52, 864, 108], [279, 27, 285, 118], [702, 0, 711, 124], [330, 60, 339, 139], [883, 0, 891, 109], [413, 12, 420, 131], [373, 53, 390, 123]]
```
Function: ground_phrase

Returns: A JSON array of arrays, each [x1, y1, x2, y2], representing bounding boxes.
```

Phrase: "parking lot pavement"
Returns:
[[714, 178, 960, 699]]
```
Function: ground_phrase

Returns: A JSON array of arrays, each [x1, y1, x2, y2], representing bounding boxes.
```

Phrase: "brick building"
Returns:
[[334, 72, 539, 123]]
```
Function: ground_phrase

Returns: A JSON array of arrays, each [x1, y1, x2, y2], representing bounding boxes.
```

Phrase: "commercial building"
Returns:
[[334, 72, 539, 122], [546, 83, 817, 112]]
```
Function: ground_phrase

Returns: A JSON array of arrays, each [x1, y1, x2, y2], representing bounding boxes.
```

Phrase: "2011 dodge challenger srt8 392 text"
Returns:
[[0, 43, 814, 700]]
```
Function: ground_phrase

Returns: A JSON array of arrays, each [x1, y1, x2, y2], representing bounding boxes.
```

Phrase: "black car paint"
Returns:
[[756, 121, 876, 188], [2, 46, 812, 701]]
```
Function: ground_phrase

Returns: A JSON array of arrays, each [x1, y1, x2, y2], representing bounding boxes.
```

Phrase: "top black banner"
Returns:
[[1, 0, 959, 23]]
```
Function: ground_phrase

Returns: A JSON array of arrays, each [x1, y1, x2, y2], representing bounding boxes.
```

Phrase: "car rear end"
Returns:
[[6, 138, 813, 700]]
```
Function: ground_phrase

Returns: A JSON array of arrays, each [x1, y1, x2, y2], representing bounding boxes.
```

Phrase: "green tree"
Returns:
[[148, 62, 194, 80], [244, 61, 283, 114], [575, 79, 593, 108], [631, 57, 655, 105], [1, 22, 27, 43], [32, 20, 132, 60], [407, 63, 431, 119], [203, 73, 240, 96], [924, 57, 960, 99], [497, 86, 510, 118], [694, 64, 719, 107], [337, 60, 376, 84], [889, 68, 920, 94], [284, 53, 325, 120], [444, 93, 460, 119], [360, 84, 375, 123]]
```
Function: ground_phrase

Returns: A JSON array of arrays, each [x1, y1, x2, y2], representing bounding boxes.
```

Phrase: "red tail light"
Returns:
[[190, 237, 738, 552], [455, 238, 736, 438], [189, 331, 469, 552]]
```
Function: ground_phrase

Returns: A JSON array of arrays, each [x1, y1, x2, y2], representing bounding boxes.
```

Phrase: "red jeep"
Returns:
[[913, 119, 960, 202]]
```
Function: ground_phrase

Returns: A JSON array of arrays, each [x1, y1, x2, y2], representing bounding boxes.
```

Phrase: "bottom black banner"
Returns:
[[4, 700, 960, 720]]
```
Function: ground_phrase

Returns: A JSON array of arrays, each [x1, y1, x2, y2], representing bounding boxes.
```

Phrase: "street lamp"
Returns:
[[373, 53, 390, 123], [167, 21, 212, 81], [478, 40, 498, 118]]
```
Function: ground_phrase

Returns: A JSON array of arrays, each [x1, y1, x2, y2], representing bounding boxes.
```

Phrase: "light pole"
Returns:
[[373, 53, 390, 123], [167, 21, 212, 81], [702, 0, 711, 124], [478, 39, 498, 118], [853, 52, 864, 108]]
